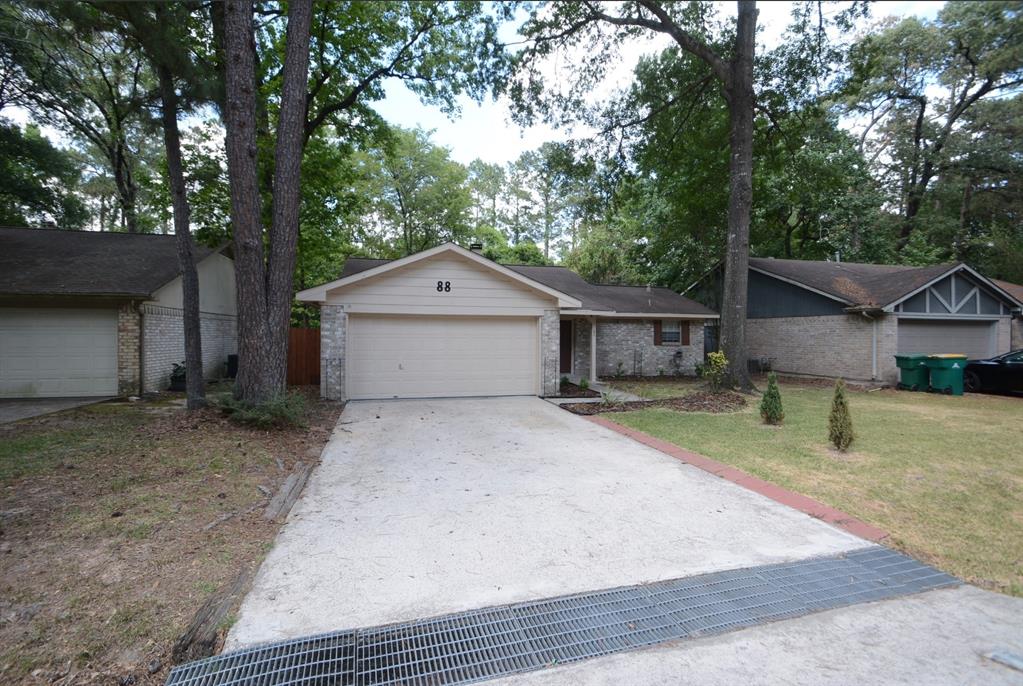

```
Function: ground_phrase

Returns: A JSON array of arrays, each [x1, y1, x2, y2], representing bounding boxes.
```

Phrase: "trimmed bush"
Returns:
[[579, 378, 589, 390], [759, 372, 784, 425], [216, 391, 308, 429], [828, 378, 854, 451], [703, 351, 729, 391]]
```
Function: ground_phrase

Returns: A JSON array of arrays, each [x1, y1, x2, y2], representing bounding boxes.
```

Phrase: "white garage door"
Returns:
[[347, 315, 538, 399], [0, 308, 118, 398], [897, 319, 996, 360]]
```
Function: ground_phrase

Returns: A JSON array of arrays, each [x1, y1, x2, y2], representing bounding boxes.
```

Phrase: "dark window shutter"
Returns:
[[681, 322, 690, 346], [653, 320, 662, 346]]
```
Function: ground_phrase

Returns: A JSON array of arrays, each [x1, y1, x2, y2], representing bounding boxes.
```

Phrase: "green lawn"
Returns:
[[606, 381, 1023, 596]]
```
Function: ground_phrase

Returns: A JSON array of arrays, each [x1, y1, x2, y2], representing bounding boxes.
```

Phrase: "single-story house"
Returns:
[[0, 227, 237, 398], [992, 278, 1023, 349], [690, 257, 1023, 384], [296, 243, 717, 401]]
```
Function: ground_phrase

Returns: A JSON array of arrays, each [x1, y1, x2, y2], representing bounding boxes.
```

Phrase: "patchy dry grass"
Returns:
[[606, 381, 1023, 596], [0, 389, 341, 685]]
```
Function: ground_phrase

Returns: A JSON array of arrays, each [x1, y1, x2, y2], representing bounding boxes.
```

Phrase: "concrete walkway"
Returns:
[[0, 397, 111, 424], [226, 397, 863, 649]]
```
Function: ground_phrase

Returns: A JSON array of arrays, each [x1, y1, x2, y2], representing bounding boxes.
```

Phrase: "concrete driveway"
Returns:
[[227, 396, 865, 649], [0, 397, 111, 424]]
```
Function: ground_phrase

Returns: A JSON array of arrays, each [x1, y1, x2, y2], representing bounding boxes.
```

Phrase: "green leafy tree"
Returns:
[[828, 379, 854, 451], [842, 2, 1023, 251], [0, 119, 87, 227], [467, 159, 506, 231], [354, 127, 473, 256], [759, 372, 784, 425], [0, 2, 157, 232]]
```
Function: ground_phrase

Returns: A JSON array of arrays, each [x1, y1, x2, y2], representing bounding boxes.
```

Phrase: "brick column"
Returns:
[[117, 302, 141, 396], [320, 305, 346, 401], [540, 309, 560, 397]]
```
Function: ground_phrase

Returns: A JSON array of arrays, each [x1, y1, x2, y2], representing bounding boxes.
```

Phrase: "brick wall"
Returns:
[[1012, 318, 1023, 350], [141, 304, 238, 393], [568, 318, 704, 380], [747, 314, 898, 383], [117, 303, 141, 396], [320, 305, 346, 400], [995, 317, 1012, 354], [540, 309, 559, 396]]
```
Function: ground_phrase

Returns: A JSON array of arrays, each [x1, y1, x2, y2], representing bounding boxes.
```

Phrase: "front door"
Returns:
[[559, 320, 573, 374]]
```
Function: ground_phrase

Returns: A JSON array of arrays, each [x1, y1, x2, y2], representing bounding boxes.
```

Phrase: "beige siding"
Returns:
[[1012, 318, 1022, 350], [150, 253, 237, 316], [328, 254, 557, 315]]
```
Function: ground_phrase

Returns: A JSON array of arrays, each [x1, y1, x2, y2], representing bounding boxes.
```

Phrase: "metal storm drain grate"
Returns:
[[167, 546, 956, 686]]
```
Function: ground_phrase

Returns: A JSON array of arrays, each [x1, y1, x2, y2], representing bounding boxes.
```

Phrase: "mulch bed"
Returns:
[[561, 390, 748, 415], [555, 382, 600, 398]]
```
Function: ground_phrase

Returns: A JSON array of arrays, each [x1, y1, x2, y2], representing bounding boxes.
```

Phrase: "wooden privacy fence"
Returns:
[[287, 327, 320, 386]]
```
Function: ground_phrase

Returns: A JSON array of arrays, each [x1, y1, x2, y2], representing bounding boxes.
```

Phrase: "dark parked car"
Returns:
[[964, 350, 1023, 394]]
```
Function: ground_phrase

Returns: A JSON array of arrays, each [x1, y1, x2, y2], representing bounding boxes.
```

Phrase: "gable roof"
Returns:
[[749, 258, 960, 308], [330, 253, 717, 317], [0, 226, 220, 298], [297, 243, 582, 307], [992, 278, 1023, 306]]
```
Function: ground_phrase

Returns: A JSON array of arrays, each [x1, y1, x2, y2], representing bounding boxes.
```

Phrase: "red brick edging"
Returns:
[[584, 415, 888, 543]]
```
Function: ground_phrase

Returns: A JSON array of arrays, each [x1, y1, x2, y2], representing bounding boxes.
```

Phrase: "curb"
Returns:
[[583, 415, 889, 543]]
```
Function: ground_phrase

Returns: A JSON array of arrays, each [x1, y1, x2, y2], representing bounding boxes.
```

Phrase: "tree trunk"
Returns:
[[719, 0, 756, 391], [222, 0, 274, 403], [157, 64, 205, 410], [265, 0, 313, 397]]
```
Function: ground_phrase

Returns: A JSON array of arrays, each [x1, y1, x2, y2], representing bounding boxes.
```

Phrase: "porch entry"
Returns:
[[559, 320, 573, 374]]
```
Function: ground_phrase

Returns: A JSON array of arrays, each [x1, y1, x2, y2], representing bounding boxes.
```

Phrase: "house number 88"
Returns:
[[436, 280, 451, 292]]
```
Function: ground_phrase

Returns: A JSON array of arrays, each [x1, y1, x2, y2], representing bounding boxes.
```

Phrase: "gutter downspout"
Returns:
[[871, 317, 878, 381]]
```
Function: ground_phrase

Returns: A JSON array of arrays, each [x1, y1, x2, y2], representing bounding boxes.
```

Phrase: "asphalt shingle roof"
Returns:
[[0, 226, 215, 297], [749, 257, 957, 307], [992, 278, 1023, 306], [337, 257, 716, 316]]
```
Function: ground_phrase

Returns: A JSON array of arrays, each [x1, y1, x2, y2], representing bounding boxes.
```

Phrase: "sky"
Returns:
[[372, 1, 945, 166]]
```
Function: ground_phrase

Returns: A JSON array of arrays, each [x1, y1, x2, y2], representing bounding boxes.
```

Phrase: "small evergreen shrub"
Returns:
[[560, 375, 569, 389], [828, 378, 854, 451], [759, 372, 784, 425], [216, 391, 308, 429], [579, 378, 589, 390], [615, 361, 626, 377], [703, 351, 729, 391]]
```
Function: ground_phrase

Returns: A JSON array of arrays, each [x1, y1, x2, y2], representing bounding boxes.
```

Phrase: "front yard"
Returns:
[[606, 378, 1023, 596], [0, 390, 340, 685]]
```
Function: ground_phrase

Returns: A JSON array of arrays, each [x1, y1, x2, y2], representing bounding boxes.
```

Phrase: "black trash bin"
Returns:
[[226, 354, 238, 379]]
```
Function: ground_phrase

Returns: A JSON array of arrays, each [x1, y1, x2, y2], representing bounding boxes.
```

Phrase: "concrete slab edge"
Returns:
[[583, 415, 889, 543]]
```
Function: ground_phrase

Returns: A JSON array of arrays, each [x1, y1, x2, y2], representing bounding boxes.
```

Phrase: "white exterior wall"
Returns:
[[141, 305, 237, 392], [142, 252, 238, 392], [150, 252, 237, 315]]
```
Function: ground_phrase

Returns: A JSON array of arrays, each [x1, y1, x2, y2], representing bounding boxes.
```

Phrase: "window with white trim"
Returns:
[[661, 320, 681, 345]]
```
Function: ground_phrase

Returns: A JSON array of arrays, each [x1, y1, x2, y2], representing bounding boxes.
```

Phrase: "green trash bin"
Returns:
[[894, 354, 929, 391], [926, 354, 968, 396]]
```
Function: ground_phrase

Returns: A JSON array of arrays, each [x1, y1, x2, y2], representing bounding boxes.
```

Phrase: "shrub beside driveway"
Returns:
[[0, 389, 340, 685], [605, 380, 1023, 597]]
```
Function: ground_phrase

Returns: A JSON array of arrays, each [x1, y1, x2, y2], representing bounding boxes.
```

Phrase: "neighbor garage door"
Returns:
[[347, 315, 537, 399], [897, 319, 996, 360], [0, 308, 118, 398]]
